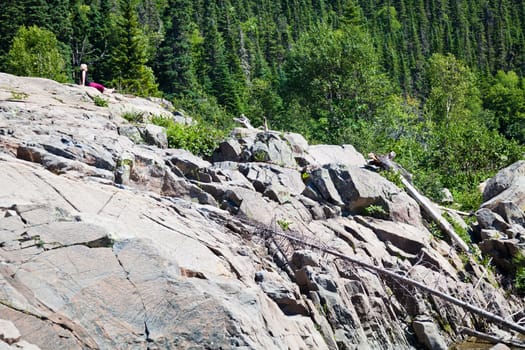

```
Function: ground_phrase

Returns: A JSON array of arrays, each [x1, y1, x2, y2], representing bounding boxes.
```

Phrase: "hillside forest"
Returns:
[[0, 0, 524, 210]]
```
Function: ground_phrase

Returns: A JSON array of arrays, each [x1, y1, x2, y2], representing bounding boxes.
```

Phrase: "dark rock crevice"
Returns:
[[112, 248, 152, 343]]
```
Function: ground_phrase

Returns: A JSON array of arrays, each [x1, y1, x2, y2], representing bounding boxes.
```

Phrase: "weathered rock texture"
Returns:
[[1, 72, 524, 349], [475, 161, 525, 274]]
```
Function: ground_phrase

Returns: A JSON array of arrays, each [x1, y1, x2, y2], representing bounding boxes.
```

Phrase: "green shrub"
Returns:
[[513, 252, 525, 294], [150, 116, 224, 157], [427, 221, 445, 240], [10, 91, 29, 100], [277, 219, 293, 231], [122, 111, 144, 123], [380, 169, 405, 189], [363, 204, 388, 219], [451, 188, 483, 212], [6, 25, 68, 82], [173, 95, 234, 130], [514, 268, 525, 294], [443, 212, 472, 244], [93, 95, 108, 107]]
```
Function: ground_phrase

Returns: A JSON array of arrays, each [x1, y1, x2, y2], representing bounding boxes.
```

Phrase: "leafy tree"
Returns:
[[483, 70, 525, 143], [418, 116, 524, 207], [281, 22, 392, 144], [5, 25, 68, 82], [424, 53, 481, 122]]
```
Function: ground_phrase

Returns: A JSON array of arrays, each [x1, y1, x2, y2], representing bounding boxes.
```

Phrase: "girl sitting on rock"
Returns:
[[80, 64, 114, 94]]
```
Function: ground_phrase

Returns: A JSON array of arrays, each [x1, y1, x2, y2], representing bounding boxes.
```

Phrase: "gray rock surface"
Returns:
[[412, 316, 447, 350], [0, 320, 20, 345], [1, 72, 524, 350], [140, 123, 168, 148], [307, 144, 367, 167], [476, 160, 525, 274]]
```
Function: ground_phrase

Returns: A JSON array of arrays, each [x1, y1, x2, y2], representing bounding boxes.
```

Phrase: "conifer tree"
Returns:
[[0, 2, 24, 69], [154, 0, 197, 97], [201, 1, 242, 113], [23, 0, 51, 29], [109, 0, 158, 96]]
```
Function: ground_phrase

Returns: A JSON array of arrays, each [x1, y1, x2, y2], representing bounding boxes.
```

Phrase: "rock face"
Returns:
[[475, 161, 525, 274], [1, 72, 524, 349]]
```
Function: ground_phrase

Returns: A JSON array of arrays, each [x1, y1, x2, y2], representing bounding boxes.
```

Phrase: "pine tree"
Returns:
[[201, 1, 242, 113], [153, 0, 196, 97], [0, 2, 24, 69], [109, 0, 158, 96], [23, 0, 51, 29]]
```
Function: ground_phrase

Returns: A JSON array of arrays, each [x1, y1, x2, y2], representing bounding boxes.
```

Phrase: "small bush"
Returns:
[[10, 91, 29, 100], [380, 169, 405, 189], [427, 221, 444, 240], [514, 268, 525, 294], [363, 204, 388, 219], [513, 253, 525, 294], [443, 212, 472, 244], [150, 116, 224, 157], [122, 110, 143, 123], [93, 95, 108, 107], [253, 149, 269, 162], [452, 188, 483, 212], [277, 219, 293, 231]]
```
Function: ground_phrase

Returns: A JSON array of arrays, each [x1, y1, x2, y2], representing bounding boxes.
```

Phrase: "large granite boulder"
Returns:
[[305, 164, 422, 226], [476, 160, 525, 271]]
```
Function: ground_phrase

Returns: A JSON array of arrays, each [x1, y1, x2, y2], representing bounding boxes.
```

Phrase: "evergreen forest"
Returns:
[[1, 0, 524, 210]]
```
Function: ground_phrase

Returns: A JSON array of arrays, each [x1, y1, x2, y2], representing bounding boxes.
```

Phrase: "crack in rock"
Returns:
[[0, 295, 98, 349], [112, 248, 152, 343]]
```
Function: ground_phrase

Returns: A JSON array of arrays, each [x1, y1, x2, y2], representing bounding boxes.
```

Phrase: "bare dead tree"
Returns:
[[261, 228, 525, 337]]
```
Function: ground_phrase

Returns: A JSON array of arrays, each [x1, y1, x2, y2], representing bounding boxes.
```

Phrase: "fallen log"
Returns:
[[260, 228, 525, 336], [459, 327, 525, 348], [368, 152, 470, 252], [438, 205, 472, 217]]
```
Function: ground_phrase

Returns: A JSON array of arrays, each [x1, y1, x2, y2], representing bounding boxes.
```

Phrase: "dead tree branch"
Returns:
[[459, 327, 525, 348], [268, 229, 525, 336]]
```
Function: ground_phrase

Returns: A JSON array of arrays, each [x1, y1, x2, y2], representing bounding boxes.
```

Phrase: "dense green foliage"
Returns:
[[0, 0, 524, 208], [6, 25, 68, 82], [150, 116, 224, 157]]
